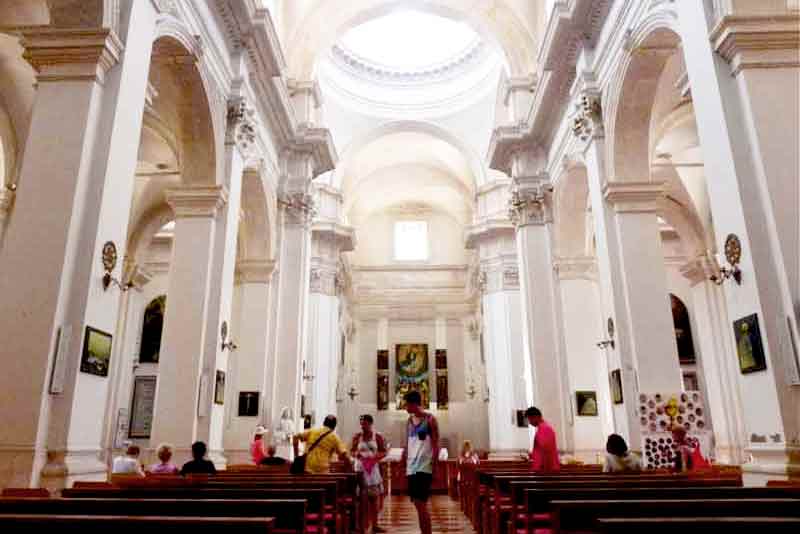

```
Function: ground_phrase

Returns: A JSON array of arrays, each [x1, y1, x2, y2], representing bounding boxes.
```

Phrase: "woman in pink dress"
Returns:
[[250, 425, 268, 464], [148, 443, 179, 474]]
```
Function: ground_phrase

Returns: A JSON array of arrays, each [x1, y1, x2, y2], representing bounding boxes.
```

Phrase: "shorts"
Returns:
[[407, 472, 433, 502]]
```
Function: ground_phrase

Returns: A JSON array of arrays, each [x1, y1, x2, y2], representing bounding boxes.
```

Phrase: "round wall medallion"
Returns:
[[220, 320, 228, 342], [101, 241, 118, 272], [724, 234, 742, 266], [607, 317, 615, 339]]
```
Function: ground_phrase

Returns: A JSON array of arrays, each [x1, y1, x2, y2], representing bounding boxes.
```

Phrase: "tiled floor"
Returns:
[[376, 495, 476, 534]]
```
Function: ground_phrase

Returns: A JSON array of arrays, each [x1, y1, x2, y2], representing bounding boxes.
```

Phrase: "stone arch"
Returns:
[[604, 8, 682, 183], [149, 17, 221, 185], [240, 169, 276, 263], [670, 293, 697, 365], [553, 161, 592, 259], [285, 0, 537, 81]]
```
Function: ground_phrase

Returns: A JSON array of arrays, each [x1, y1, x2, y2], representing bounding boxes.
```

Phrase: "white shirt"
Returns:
[[112, 456, 142, 475], [603, 452, 642, 473]]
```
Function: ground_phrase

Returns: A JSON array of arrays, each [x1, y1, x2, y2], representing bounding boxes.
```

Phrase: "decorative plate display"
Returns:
[[638, 391, 712, 469]]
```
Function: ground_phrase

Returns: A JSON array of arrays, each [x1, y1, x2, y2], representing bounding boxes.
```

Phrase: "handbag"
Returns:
[[290, 429, 333, 474]]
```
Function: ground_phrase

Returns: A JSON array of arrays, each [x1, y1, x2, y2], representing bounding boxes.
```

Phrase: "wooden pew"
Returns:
[[552, 498, 800, 534], [521, 486, 800, 534], [62, 487, 325, 533], [0, 514, 275, 533], [0, 497, 305, 534], [596, 516, 800, 533]]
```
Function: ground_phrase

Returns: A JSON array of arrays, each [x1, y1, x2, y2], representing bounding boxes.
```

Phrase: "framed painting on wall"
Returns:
[[214, 370, 226, 405], [610, 369, 623, 404], [734, 313, 767, 374], [80, 326, 112, 377], [238, 391, 259, 417], [575, 391, 598, 416], [396, 343, 430, 410]]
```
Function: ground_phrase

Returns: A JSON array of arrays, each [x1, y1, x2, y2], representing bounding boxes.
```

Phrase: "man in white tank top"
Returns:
[[402, 390, 439, 534]]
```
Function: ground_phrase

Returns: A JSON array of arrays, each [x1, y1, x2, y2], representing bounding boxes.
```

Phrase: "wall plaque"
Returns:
[[129, 376, 157, 438]]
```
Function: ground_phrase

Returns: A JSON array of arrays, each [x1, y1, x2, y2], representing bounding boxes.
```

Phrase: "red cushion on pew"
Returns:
[[516, 529, 553, 534], [305, 513, 335, 521], [516, 513, 552, 522]]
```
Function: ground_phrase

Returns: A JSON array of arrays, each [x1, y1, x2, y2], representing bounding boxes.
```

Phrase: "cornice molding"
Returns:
[[166, 185, 228, 218], [311, 221, 356, 253], [711, 14, 800, 75], [21, 27, 123, 84], [235, 259, 276, 284], [464, 217, 516, 249], [603, 181, 665, 214]]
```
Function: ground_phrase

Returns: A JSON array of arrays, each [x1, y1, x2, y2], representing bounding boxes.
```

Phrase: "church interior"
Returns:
[[0, 0, 799, 531]]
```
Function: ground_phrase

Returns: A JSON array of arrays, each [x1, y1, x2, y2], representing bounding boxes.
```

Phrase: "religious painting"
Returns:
[[377, 372, 389, 411], [610, 369, 623, 404], [436, 372, 449, 410], [377, 349, 389, 370], [139, 295, 166, 363], [80, 326, 112, 377], [238, 391, 259, 417], [734, 313, 767, 374], [214, 370, 226, 405], [575, 391, 598, 416], [516, 410, 528, 428], [435, 349, 447, 370], [396, 343, 430, 409], [129, 376, 156, 438]]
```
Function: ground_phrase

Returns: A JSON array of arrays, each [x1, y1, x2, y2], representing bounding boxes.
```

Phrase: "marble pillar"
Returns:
[[0, 3, 157, 488]]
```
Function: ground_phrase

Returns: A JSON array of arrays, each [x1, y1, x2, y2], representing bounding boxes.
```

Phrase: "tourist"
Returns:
[[180, 441, 217, 475], [526, 406, 560, 472], [148, 443, 179, 474], [259, 444, 288, 466], [603, 434, 642, 472], [250, 425, 268, 464], [459, 440, 478, 465], [352, 414, 387, 533], [112, 444, 144, 476], [402, 390, 439, 534], [293, 415, 350, 474]]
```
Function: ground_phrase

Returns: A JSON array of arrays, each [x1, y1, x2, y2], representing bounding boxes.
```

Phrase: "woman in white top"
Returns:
[[351, 414, 387, 534], [111, 444, 145, 477], [603, 434, 642, 473]]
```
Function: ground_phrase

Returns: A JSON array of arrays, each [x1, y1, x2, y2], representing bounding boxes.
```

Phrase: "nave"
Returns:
[[380, 495, 474, 534]]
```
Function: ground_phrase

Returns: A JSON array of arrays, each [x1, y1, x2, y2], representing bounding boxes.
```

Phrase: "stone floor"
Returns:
[[376, 494, 475, 534]]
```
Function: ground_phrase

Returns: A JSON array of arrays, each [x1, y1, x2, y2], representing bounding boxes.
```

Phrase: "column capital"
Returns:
[[570, 89, 604, 142], [226, 96, 259, 158], [279, 191, 316, 227], [21, 28, 123, 84], [166, 185, 229, 218], [509, 174, 554, 228], [309, 267, 338, 296], [603, 181, 665, 213], [235, 259, 276, 284]]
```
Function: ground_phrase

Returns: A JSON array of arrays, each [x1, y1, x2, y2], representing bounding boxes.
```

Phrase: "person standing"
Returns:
[[402, 390, 439, 534], [250, 425, 268, 465], [352, 414, 387, 533], [293, 415, 350, 474], [525, 406, 560, 472]]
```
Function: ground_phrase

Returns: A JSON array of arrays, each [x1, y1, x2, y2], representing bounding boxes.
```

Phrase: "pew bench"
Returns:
[[596, 516, 800, 533], [0, 513, 275, 533]]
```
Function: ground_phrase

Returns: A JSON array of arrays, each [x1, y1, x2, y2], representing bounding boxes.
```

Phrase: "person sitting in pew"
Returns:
[[671, 425, 710, 473], [259, 444, 288, 466], [148, 442, 179, 474], [526, 406, 560, 472], [603, 434, 642, 473], [112, 444, 145, 477], [180, 441, 217, 475]]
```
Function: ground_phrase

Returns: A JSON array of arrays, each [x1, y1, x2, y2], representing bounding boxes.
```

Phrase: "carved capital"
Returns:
[[571, 91, 604, 141], [153, 0, 179, 16], [279, 191, 316, 227], [166, 185, 228, 218], [226, 97, 259, 157], [21, 28, 123, 84], [309, 267, 337, 296], [509, 175, 553, 228]]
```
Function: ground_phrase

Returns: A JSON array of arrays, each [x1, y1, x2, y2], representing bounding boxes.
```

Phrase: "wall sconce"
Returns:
[[220, 321, 237, 352], [710, 234, 743, 286], [596, 317, 615, 350], [100, 241, 134, 292]]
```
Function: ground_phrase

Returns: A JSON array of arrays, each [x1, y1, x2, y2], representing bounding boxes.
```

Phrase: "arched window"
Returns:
[[670, 294, 696, 364], [139, 296, 166, 363]]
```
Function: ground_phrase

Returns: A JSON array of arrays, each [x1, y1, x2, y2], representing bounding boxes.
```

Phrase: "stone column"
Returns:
[[575, 90, 682, 449], [677, 1, 800, 479], [0, 3, 157, 488], [269, 191, 314, 430], [148, 186, 228, 463], [224, 260, 276, 462], [509, 173, 572, 452], [555, 258, 614, 462], [466, 203, 533, 452], [681, 255, 747, 465]]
